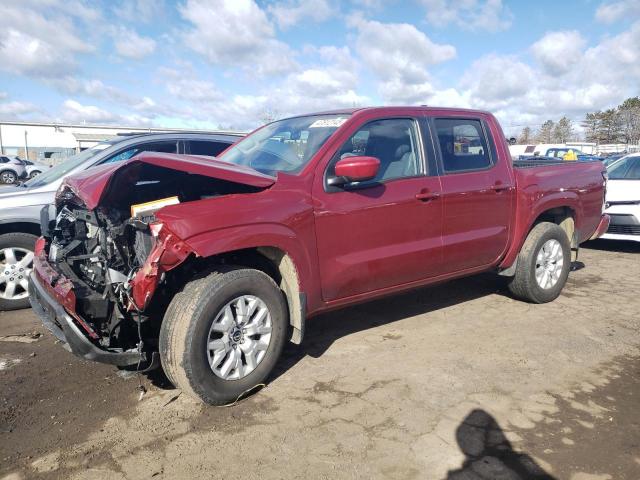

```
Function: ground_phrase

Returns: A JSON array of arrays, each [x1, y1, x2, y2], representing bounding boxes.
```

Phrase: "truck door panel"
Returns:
[[313, 117, 444, 301], [432, 117, 514, 271]]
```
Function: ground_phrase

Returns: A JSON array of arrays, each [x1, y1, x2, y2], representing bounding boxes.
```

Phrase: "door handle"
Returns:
[[490, 183, 510, 193], [415, 191, 440, 202]]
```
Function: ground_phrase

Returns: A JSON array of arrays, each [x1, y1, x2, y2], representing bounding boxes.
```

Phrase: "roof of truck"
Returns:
[[277, 106, 492, 122]]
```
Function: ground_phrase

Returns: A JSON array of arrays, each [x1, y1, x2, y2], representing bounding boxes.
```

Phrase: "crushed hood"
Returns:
[[62, 152, 276, 209]]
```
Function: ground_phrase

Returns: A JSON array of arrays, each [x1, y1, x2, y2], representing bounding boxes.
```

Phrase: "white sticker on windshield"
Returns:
[[309, 117, 348, 128]]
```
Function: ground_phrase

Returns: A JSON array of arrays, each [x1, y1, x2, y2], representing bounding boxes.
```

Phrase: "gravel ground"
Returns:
[[1, 239, 639, 480]]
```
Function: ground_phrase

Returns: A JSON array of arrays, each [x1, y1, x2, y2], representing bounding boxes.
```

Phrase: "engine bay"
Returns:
[[44, 163, 262, 353]]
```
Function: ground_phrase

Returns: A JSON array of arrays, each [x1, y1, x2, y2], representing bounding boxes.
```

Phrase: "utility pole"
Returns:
[[24, 130, 29, 160], [0, 123, 3, 154]]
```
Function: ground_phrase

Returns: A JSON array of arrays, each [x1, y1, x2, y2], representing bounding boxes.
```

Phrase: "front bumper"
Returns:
[[29, 272, 144, 366], [589, 214, 611, 240]]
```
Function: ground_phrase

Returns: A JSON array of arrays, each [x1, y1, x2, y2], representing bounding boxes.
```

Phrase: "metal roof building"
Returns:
[[0, 121, 244, 164]]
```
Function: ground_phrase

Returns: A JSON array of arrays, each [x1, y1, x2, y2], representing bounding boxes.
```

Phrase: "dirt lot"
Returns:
[[1, 240, 639, 480]]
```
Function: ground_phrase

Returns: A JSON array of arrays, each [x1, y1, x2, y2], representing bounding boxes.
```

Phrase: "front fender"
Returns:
[[185, 223, 314, 293]]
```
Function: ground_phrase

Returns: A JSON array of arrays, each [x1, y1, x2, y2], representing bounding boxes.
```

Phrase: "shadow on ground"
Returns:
[[271, 272, 507, 382], [447, 409, 556, 480], [583, 239, 640, 253]]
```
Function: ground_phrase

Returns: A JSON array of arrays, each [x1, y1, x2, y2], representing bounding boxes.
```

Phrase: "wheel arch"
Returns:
[[174, 225, 310, 345], [500, 202, 578, 273], [0, 220, 41, 237]]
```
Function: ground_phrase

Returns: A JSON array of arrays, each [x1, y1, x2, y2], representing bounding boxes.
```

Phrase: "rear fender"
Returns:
[[500, 192, 580, 269]]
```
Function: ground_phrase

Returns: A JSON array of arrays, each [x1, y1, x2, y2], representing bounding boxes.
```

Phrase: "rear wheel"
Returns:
[[159, 267, 288, 405], [508, 222, 571, 303], [0, 233, 37, 311]]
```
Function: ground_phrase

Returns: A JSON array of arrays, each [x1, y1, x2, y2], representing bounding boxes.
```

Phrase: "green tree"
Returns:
[[536, 120, 554, 143], [581, 112, 600, 143], [598, 109, 622, 144], [553, 117, 574, 143]]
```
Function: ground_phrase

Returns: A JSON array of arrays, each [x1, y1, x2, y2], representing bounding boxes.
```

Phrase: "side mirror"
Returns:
[[329, 156, 380, 186]]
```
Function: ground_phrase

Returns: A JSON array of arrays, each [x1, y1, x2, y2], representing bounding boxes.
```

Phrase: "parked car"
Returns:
[[21, 159, 50, 179], [601, 153, 640, 242], [602, 153, 627, 167], [0, 156, 28, 184], [0, 132, 242, 310], [542, 147, 603, 162], [29, 106, 609, 405]]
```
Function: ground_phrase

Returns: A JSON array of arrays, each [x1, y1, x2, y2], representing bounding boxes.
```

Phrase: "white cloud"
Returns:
[[0, 2, 94, 78], [350, 17, 455, 103], [268, 0, 336, 30], [161, 67, 224, 103], [179, 0, 297, 76], [595, 0, 640, 23], [61, 99, 155, 126], [0, 100, 39, 118], [443, 21, 640, 135], [112, 27, 157, 59], [420, 0, 513, 32], [531, 31, 587, 75], [113, 0, 164, 23]]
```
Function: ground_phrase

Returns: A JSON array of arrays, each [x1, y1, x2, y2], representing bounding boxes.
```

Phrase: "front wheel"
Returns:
[[159, 267, 288, 405], [0, 170, 17, 184], [508, 222, 571, 303], [0, 232, 37, 311]]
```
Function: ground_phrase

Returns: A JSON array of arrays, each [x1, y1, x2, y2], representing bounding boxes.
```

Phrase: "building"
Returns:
[[0, 121, 244, 166]]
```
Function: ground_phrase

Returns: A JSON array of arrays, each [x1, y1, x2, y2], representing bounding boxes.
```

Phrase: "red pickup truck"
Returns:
[[29, 107, 609, 405]]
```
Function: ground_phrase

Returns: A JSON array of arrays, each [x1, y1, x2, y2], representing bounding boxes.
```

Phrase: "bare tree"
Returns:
[[517, 126, 533, 144], [259, 108, 281, 125], [618, 97, 640, 145]]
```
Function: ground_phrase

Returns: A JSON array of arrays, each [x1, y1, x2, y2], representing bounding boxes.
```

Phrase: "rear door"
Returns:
[[313, 116, 443, 301], [431, 116, 514, 272]]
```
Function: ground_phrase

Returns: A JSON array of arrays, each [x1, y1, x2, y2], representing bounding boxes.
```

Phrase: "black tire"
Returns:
[[0, 232, 38, 311], [29, 170, 41, 179], [0, 170, 18, 184], [159, 267, 288, 405], [508, 222, 571, 303]]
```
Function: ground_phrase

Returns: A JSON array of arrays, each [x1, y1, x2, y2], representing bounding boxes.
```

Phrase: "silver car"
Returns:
[[0, 131, 242, 310], [0, 156, 28, 184]]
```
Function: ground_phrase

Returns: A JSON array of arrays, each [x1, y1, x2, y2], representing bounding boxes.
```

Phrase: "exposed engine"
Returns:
[[45, 162, 262, 354]]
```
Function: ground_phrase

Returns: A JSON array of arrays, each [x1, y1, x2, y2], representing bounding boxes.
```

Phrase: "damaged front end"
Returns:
[[31, 154, 274, 368]]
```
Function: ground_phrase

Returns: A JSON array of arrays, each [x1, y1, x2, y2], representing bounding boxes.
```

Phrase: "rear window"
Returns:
[[189, 140, 231, 157], [434, 118, 492, 172]]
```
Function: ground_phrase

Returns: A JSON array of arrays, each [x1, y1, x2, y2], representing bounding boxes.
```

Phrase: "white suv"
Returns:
[[0, 156, 27, 184], [603, 153, 640, 242]]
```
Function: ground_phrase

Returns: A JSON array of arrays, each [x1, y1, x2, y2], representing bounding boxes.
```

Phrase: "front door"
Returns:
[[313, 117, 443, 302]]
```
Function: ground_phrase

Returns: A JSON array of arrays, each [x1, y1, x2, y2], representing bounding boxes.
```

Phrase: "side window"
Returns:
[[101, 141, 178, 165], [434, 118, 492, 173], [189, 140, 230, 157], [329, 118, 422, 184], [0, 157, 7, 163]]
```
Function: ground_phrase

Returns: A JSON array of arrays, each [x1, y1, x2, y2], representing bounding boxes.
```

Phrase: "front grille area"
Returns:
[[607, 224, 640, 235]]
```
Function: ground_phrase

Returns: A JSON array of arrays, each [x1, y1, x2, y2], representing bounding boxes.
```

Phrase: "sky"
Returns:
[[0, 0, 639, 136]]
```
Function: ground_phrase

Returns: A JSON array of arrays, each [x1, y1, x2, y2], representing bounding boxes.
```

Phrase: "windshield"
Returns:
[[607, 155, 640, 180], [218, 114, 350, 175], [23, 143, 111, 188]]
